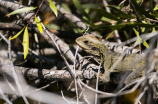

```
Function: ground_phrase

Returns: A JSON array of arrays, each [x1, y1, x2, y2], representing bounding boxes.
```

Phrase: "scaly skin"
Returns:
[[76, 34, 149, 84]]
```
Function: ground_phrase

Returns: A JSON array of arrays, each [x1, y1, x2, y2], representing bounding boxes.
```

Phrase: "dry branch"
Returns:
[[0, 64, 97, 81]]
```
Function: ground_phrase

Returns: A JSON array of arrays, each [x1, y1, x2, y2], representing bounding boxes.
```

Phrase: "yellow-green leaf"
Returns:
[[153, 5, 158, 11], [133, 28, 139, 37], [101, 17, 112, 23], [6, 7, 37, 16], [9, 28, 25, 40], [141, 27, 145, 32], [134, 37, 142, 47], [61, 3, 71, 13], [106, 30, 114, 40], [49, 0, 58, 17], [23, 26, 29, 59], [35, 16, 43, 34], [143, 40, 149, 48], [152, 27, 156, 32]]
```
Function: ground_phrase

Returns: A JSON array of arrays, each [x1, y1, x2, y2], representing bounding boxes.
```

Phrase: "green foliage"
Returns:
[[61, 3, 72, 13], [96, 9, 122, 23], [133, 28, 149, 48], [23, 26, 29, 59], [132, 1, 155, 19], [6, 7, 37, 16], [69, 0, 158, 48], [49, 0, 58, 17], [9, 28, 25, 40], [9, 26, 29, 59], [35, 16, 43, 34], [72, 0, 90, 19], [107, 5, 134, 19]]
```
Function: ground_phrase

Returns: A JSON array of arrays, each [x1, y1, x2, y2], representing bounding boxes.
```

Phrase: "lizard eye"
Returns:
[[84, 40, 88, 43], [92, 47, 96, 50]]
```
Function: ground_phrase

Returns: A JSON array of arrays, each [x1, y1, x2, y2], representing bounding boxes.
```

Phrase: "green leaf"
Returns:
[[23, 26, 29, 59], [6, 7, 37, 16], [49, 0, 58, 17], [140, 21, 147, 33], [119, 23, 157, 32], [143, 40, 149, 48], [149, 0, 153, 12], [96, 9, 122, 23], [132, 1, 155, 19], [153, 5, 158, 11], [92, 22, 157, 31], [133, 28, 149, 48], [82, 3, 101, 9], [152, 27, 156, 32], [61, 3, 71, 13], [9, 28, 25, 40], [123, 31, 129, 40], [35, 16, 43, 34], [150, 11, 158, 18], [134, 37, 142, 47], [45, 23, 60, 30], [72, 0, 89, 19], [107, 5, 134, 18], [106, 30, 114, 40], [133, 28, 139, 37], [101, 17, 113, 22], [141, 27, 145, 32]]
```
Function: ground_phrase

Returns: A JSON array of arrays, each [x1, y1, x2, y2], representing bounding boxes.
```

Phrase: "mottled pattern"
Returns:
[[76, 34, 154, 84]]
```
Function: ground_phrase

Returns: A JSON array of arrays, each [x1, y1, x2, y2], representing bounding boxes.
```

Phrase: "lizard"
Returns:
[[75, 34, 158, 84]]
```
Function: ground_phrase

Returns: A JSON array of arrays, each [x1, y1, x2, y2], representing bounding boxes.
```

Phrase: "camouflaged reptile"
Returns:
[[76, 34, 158, 84]]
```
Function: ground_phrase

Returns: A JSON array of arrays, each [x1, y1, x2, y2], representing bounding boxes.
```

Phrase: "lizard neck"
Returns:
[[99, 45, 110, 61]]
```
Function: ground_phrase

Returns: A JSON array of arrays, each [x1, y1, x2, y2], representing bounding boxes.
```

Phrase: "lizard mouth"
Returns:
[[76, 38, 85, 48], [76, 39, 90, 50]]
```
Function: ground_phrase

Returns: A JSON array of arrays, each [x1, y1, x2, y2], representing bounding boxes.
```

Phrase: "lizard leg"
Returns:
[[100, 70, 110, 83], [125, 66, 144, 85]]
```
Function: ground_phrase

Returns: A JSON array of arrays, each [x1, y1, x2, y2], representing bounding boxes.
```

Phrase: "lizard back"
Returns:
[[76, 34, 146, 72]]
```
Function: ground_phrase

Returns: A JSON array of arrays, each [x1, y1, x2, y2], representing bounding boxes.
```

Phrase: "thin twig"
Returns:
[[0, 87, 12, 104], [74, 46, 79, 104], [95, 62, 102, 104], [0, 32, 29, 104]]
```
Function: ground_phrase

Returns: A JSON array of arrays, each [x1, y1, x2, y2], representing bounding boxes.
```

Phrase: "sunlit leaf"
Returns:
[[35, 16, 43, 34], [106, 30, 114, 40], [133, 28, 149, 48], [133, 28, 139, 37], [23, 26, 29, 59], [153, 5, 158, 11], [101, 17, 113, 22], [141, 21, 147, 32], [45, 23, 60, 30], [152, 27, 156, 32], [6, 7, 37, 16], [49, 0, 58, 17], [141, 27, 145, 32], [143, 40, 149, 48], [134, 37, 142, 47], [9, 28, 25, 40]]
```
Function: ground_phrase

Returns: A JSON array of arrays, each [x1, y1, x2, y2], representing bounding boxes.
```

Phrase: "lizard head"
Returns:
[[76, 34, 104, 57]]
